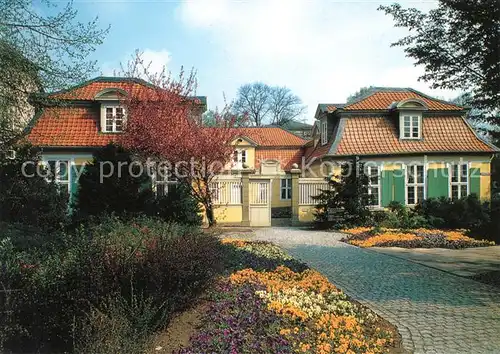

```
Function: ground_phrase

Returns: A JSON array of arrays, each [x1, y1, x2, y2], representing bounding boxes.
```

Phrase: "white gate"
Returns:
[[249, 180, 271, 227]]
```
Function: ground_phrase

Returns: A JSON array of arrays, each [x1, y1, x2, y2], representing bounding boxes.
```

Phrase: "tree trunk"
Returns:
[[205, 203, 217, 227]]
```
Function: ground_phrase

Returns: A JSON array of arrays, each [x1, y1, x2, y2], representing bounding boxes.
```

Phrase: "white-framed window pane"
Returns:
[[115, 120, 123, 132], [460, 164, 468, 182], [104, 106, 126, 132], [366, 166, 380, 206], [408, 187, 415, 205], [47, 161, 56, 180], [450, 163, 468, 200], [280, 178, 291, 200], [106, 119, 114, 131], [417, 186, 424, 203], [321, 121, 328, 145], [451, 165, 458, 183], [407, 165, 424, 205], [241, 150, 247, 163], [460, 185, 467, 198], [58, 161, 69, 181], [233, 151, 238, 163], [416, 165, 424, 183], [371, 187, 379, 205], [411, 116, 419, 137], [407, 167, 415, 184]]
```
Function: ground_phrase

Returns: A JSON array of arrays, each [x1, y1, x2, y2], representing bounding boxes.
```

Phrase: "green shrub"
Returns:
[[0, 145, 69, 231], [377, 201, 429, 230], [147, 182, 202, 226], [76, 293, 168, 354], [486, 195, 500, 243], [314, 159, 372, 229], [73, 143, 153, 222], [414, 195, 490, 234], [0, 217, 223, 352]]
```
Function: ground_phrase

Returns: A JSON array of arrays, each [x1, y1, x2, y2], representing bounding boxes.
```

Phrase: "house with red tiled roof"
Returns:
[[25, 80, 498, 225], [305, 87, 498, 207], [25, 77, 308, 222]]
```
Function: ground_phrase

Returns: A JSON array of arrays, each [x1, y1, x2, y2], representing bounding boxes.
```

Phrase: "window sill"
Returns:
[[400, 137, 422, 141]]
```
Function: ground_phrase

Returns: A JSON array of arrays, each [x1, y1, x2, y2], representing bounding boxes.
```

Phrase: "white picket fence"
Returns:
[[210, 180, 242, 205], [299, 178, 329, 205]]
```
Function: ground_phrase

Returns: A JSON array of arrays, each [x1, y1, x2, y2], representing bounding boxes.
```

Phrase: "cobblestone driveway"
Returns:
[[248, 228, 500, 354]]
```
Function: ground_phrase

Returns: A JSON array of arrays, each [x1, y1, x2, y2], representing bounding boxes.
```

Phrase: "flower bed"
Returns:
[[341, 227, 495, 248], [178, 239, 399, 354]]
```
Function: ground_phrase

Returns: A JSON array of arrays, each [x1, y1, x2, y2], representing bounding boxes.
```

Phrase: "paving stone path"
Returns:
[[247, 228, 500, 354]]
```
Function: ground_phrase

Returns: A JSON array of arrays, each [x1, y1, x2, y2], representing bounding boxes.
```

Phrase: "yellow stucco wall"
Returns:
[[471, 162, 491, 201], [213, 205, 243, 223], [74, 157, 92, 165], [270, 176, 292, 208], [201, 205, 243, 224], [298, 206, 315, 222], [231, 138, 256, 169]]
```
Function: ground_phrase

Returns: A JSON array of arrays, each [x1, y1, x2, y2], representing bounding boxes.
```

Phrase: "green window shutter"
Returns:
[[70, 165, 83, 204], [470, 167, 481, 197], [393, 169, 406, 205], [427, 168, 449, 199], [381, 170, 393, 207]]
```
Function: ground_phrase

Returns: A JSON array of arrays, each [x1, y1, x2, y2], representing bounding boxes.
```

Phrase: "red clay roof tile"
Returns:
[[27, 107, 115, 147], [334, 116, 496, 155], [27, 107, 307, 148], [255, 148, 304, 171], [240, 128, 307, 147], [344, 91, 461, 111]]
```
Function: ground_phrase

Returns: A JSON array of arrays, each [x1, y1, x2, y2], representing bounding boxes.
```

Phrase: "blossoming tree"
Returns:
[[119, 53, 245, 226]]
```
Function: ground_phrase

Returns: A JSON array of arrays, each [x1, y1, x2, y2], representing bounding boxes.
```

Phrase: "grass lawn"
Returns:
[[341, 227, 495, 249], [154, 239, 403, 354]]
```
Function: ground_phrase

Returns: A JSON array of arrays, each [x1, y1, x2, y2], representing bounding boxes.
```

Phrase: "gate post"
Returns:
[[241, 168, 253, 227], [290, 165, 302, 226]]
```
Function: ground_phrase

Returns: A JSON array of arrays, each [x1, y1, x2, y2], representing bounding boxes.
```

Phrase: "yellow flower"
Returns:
[[280, 328, 292, 335]]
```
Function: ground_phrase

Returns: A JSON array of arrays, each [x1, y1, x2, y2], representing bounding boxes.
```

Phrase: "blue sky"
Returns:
[[73, 0, 457, 123]]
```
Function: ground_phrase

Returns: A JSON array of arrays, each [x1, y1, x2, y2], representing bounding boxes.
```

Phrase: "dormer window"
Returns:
[[233, 149, 247, 168], [103, 105, 125, 133], [321, 120, 328, 145], [395, 98, 428, 140], [401, 113, 421, 139]]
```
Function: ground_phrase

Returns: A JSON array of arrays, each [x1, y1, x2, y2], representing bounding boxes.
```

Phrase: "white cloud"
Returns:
[[177, 0, 457, 122], [101, 49, 172, 78]]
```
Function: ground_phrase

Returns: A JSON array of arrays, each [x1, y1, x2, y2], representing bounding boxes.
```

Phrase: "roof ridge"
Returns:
[[343, 87, 464, 110], [406, 88, 463, 109], [45, 76, 156, 98], [343, 87, 414, 109]]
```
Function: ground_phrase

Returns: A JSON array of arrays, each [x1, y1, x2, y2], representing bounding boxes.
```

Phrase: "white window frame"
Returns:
[[232, 149, 247, 168], [449, 163, 469, 200], [366, 165, 381, 207], [103, 105, 126, 133], [321, 120, 328, 145], [400, 112, 422, 139], [45, 159, 72, 193], [153, 166, 178, 198], [280, 177, 292, 200], [405, 164, 426, 205]]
